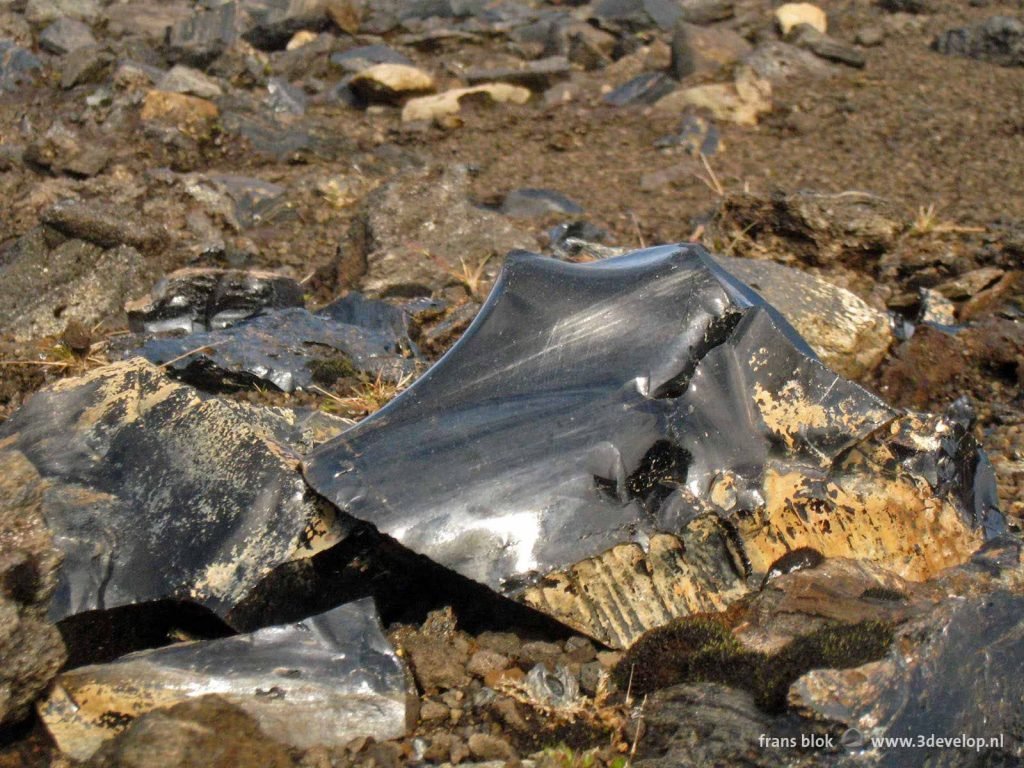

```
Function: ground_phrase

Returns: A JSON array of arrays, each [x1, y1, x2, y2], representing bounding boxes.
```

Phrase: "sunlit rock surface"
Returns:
[[39, 599, 415, 760], [0, 358, 344, 625], [304, 244, 1001, 648]]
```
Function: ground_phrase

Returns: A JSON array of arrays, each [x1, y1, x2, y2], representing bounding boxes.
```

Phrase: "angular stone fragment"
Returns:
[[140, 90, 219, 137], [463, 56, 571, 91], [401, 83, 530, 123], [0, 359, 343, 624], [39, 599, 414, 760], [304, 245, 1000, 647], [39, 18, 96, 55], [350, 63, 434, 104], [157, 64, 223, 99], [125, 268, 305, 334], [165, 2, 240, 67], [0, 40, 43, 91]]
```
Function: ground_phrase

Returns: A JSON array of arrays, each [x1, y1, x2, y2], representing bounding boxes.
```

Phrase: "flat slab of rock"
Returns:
[[0, 359, 343, 624], [401, 83, 530, 123], [39, 599, 415, 760], [304, 245, 1000, 647]]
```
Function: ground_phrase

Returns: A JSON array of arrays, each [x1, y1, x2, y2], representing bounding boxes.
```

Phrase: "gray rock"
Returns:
[[157, 64, 223, 99], [0, 358, 344, 626], [38, 17, 95, 54], [463, 55, 570, 91], [0, 230, 150, 341], [59, 44, 112, 88], [102, 0, 192, 40], [679, 0, 733, 25], [125, 267, 305, 334], [25, 0, 99, 26], [40, 599, 415, 760], [329, 44, 412, 73], [591, 0, 682, 32], [744, 40, 836, 82], [634, 684, 812, 768], [0, 451, 66, 726], [348, 164, 537, 296], [0, 39, 43, 91], [933, 16, 1024, 67], [165, 2, 240, 67], [266, 76, 306, 114], [878, 0, 931, 13], [243, 0, 334, 50], [789, 23, 866, 68], [42, 198, 168, 252], [603, 72, 676, 106], [500, 188, 583, 218]]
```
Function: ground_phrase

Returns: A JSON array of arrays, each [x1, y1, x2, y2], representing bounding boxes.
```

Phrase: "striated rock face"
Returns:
[[304, 244, 1000, 648], [0, 450, 66, 725], [0, 358, 344, 628], [40, 599, 416, 760]]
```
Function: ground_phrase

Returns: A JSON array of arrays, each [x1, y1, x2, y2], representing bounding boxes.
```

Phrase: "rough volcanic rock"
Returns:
[[84, 696, 296, 768], [304, 244, 1000, 648], [0, 227, 151, 342], [125, 268, 305, 334], [40, 599, 415, 760], [348, 164, 538, 296], [0, 450, 66, 725], [0, 359, 344, 628]]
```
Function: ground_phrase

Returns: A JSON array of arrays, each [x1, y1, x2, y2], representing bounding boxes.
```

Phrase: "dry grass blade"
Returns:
[[159, 341, 227, 368], [910, 204, 986, 236], [0, 359, 73, 368]]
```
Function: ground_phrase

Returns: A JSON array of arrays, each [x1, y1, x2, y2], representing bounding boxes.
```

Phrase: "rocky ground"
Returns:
[[0, 0, 1022, 765]]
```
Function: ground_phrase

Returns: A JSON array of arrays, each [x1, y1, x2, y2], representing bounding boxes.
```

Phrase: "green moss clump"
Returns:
[[612, 617, 894, 714], [307, 356, 358, 386], [611, 616, 759, 696], [753, 620, 894, 712], [860, 586, 909, 602]]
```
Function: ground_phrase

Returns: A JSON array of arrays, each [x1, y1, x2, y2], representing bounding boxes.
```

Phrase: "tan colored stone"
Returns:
[[351, 64, 434, 104], [140, 90, 218, 138], [654, 66, 771, 125], [775, 2, 827, 35], [285, 30, 318, 50], [401, 83, 531, 122]]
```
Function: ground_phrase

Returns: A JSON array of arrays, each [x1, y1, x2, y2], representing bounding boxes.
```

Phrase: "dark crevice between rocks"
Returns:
[[228, 521, 580, 642], [650, 310, 744, 399], [57, 600, 235, 669]]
